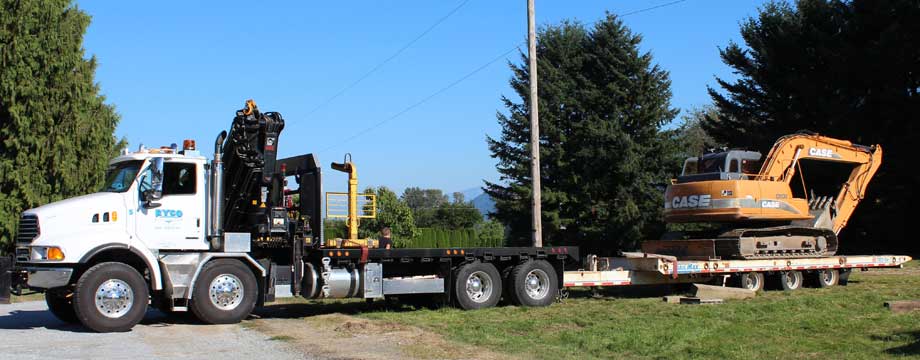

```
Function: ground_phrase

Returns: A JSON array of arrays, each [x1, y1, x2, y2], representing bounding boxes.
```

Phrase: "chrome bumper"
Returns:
[[26, 267, 73, 289]]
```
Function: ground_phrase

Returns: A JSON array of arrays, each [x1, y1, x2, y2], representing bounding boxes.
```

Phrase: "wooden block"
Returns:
[[679, 297, 724, 305], [693, 284, 756, 300], [663, 295, 683, 304], [884, 300, 920, 313]]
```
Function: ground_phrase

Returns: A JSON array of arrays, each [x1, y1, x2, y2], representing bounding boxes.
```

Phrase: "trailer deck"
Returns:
[[563, 254, 913, 287]]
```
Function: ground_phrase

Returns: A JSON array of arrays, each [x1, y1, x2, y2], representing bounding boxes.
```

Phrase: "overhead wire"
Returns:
[[318, 0, 692, 154], [307, 0, 472, 116]]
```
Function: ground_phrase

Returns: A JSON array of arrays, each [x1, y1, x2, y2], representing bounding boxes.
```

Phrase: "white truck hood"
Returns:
[[24, 192, 128, 237]]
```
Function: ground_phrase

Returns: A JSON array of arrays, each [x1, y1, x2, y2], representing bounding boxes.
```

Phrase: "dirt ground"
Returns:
[[248, 302, 515, 360]]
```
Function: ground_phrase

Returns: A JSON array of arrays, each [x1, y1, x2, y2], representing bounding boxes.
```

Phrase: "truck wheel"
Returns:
[[812, 269, 839, 288], [190, 259, 257, 324], [507, 260, 558, 307], [45, 288, 78, 323], [454, 261, 502, 310], [72, 262, 149, 332], [777, 271, 803, 291], [734, 272, 764, 292]]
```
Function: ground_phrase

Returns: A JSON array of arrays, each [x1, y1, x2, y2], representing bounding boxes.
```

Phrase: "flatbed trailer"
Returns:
[[564, 253, 913, 291]]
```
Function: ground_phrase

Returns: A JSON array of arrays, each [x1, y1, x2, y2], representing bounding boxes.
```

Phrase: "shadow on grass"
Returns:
[[874, 330, 920, 355]]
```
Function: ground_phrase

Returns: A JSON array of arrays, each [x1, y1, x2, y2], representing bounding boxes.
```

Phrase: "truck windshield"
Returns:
[[102, 160, 143, 193]]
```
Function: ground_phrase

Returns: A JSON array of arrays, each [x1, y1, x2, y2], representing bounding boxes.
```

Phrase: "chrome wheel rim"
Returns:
[[209, 274, 244, 310], [465, 271, 493, 303], [95, 279, 134, 318], [784, 272, 800, 289], [524, 269, 550, 300], [743, 274, 759, 290], [821, 270, 836, 285]]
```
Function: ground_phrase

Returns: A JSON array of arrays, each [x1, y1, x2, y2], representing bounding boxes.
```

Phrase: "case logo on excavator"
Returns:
[[809, 147, 835, 158], [669, 194, 711, 209]]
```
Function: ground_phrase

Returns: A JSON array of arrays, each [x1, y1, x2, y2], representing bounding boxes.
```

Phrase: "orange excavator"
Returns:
[[642, 132, 882, 259]]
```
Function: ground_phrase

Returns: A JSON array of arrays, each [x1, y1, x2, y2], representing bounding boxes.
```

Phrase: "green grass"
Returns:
[[360, 262, 920, 360]]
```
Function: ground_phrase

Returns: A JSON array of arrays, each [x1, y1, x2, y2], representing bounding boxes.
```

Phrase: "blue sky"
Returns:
[[78, 0, 769, 195]]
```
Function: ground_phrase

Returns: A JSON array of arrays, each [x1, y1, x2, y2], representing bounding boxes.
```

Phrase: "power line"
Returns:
[[307, 0, 472, 116], [319, 0, 692, 153], [620, 0, 688, 17], [318, 43, 522, 154]]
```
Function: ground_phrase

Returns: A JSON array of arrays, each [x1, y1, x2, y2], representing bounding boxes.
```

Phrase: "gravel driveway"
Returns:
[[0, 301, 310, 360]]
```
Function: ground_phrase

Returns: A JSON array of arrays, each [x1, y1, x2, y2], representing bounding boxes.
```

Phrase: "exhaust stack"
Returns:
[[210, 131, 227, 246]]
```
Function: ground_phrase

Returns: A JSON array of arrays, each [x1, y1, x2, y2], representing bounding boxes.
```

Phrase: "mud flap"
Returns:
[[1, 256, 11, 304]]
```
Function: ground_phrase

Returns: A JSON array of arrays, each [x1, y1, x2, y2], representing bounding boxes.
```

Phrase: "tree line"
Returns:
[[324, 186, 504, 248], [487, 1, 920, 256]]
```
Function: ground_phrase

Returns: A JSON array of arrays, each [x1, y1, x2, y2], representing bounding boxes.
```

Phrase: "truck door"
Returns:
[[134, 160, 208, 250]]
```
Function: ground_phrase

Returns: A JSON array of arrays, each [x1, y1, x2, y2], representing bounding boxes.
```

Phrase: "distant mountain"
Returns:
[[471, 192, 496, 218], [456, 187, 495, 218]]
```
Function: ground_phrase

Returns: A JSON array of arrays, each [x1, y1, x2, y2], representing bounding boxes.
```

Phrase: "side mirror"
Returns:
[[142, 157, 165, 208]]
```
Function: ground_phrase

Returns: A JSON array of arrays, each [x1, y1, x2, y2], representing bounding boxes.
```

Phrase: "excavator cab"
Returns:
[[677, 150, 762, 183]]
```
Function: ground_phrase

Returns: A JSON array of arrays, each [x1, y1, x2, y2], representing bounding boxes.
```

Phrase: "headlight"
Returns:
[[31, 246, 65, 261]]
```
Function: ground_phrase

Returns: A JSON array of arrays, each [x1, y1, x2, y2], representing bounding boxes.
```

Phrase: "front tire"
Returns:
[[190, 259, 257, 324], [507, 260, 558, 307], [73, 262, 149, 332], [45, 288, 78, 323]]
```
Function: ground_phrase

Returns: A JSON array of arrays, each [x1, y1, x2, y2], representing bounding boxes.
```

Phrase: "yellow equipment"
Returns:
[[643, 132, 882, 259], [325, 154, 378, 248]]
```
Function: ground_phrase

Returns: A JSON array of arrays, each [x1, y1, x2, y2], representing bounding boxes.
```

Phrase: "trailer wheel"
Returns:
[[812, 269, 839, 288], [454, 261, 502, 310], [190, 259, 257, 324], [777, 271, 803, 291], [72, 262, 149, 332], [838, 269, 851, 286], [507, 260, 558, 307], [45, 288, 78, 323], [734, 272, 764, 292]]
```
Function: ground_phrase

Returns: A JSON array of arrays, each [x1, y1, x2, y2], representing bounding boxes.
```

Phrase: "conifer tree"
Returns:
[[485, 14, 679, 253], [1, 0, 124, 251]]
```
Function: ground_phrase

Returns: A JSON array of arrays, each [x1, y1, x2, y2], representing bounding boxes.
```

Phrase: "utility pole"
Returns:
[[527, 0, 542, 247]]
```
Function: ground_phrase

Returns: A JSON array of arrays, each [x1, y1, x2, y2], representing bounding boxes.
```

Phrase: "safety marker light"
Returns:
[[111, 211, 118, 221], [183, 139, 196, 151], [47, 247, 65, 261]]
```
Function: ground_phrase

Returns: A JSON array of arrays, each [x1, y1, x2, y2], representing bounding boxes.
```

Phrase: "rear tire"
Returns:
[[812, 269, 839, 288], [733, 272, 764, 292], [190, 259, 257, 324], [777, 271, 803, 291], [453, 261, 502, 310], [507, 260, 558, 307], [73, 262, 149, 332], [45, 288, 78, 323]]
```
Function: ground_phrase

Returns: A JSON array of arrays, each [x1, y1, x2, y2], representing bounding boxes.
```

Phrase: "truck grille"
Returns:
[[15, 247, 30, 263], [16, 214, 40, 244]]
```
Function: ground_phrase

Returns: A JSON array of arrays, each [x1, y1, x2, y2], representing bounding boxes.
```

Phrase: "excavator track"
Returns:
[[714, 226, 838, 259], [642, 226, 838, 260]]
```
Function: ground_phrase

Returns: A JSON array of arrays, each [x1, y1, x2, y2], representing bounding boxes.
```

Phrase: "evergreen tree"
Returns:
[[0, 0, 124, 251], [705, 0, 920, 255], [485, 14, 679, 254]]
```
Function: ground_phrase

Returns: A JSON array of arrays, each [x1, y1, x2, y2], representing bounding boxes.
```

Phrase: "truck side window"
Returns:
[[162, 163, 196, 195], [729, 159, 740, 173]]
